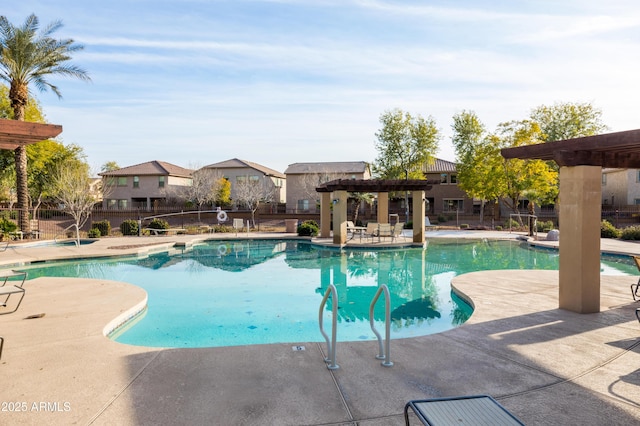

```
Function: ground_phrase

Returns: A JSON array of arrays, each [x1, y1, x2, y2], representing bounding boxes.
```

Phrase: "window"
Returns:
[[117, 177, 127, 187], [634, 199, 640, 205], [118, 199, 128, 209], [236, 176, 246, 184], [450, 174, 457, 184], [273, 178, 283, 187], [158, 176, 165, 188], [443, 199, 463, 212], [107, 199, 117, 209], [249, 175, 260, 184], [297, 199, 309, 211], [602, 174, 607, 185], [636, 171, 640, 183], [133, 176, 139, 188], [440, 173, 448, 184]]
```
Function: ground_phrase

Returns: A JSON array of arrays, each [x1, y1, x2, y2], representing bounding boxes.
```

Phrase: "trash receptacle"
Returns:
[[285, 219, 298, 233]]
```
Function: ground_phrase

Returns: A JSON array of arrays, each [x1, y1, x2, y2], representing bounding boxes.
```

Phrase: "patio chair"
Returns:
[[392, 222, 406, 242], [632, 256, 640, 301], [364, 222, 379, 241], [0, 270, 27, 315], [378, 223, 392, 242], [0, 240, 8, 252]]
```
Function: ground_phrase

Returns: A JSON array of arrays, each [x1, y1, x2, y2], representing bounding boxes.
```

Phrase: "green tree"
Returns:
[[101, 161, 120, 172], [349, 192, 374, 224], [373, 108, 440, 179], [0, 14, 90, 235], [530, 101, 608, 142]]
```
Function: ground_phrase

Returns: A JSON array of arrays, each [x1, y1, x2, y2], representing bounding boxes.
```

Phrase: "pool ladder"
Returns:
[[318, 284, 393, 370]]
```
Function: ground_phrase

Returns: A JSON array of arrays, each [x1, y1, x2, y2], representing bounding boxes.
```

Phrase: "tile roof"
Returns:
[[285, 161, 369, 174], [98, 160, 193, 177], [203, 158, 285, 178], [423, 158, 458, 173]]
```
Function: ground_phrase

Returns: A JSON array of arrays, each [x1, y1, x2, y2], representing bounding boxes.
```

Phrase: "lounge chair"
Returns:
[[0, 270, 27, 315], [364, 222, 379, 241], [392, 222, 406, 242], [378, 223, 392, 242], [425, 216, 437, 230], [632, 256, 640, 301], [0, 240, 8, 252]]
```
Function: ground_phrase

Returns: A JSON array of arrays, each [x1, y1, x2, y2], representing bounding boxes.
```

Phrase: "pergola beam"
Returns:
[[0, 118, 63, 150]]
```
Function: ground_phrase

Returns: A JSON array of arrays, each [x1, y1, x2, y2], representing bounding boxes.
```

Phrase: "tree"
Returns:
[[101, 161, 120, 172], [216, 177, 231, 207], [451, 111, 500, 224], [373, 108, 440, 179], [350, 192, 374, 224], [182, 167, 223, 220], [0, 14, 90, 236], [51, 161, 105, 241], [530, 101, 608, 142], [234, 177, 274, 228]]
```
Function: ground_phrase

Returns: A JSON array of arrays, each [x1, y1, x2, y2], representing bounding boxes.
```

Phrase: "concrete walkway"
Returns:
[[0, 231, 638, 425]]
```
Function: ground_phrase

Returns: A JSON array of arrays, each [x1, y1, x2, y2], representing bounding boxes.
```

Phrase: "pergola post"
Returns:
[[412, 190, 425, 244], [332, 190, 348, 245], [558, 166, 602, 313], [377, 192, 389, 223], [320, 192, 331, 238]]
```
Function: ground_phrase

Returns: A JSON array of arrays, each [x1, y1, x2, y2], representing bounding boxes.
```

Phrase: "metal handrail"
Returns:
[[54, 223, 80, 246], [318, 284, 339, 370], [369, 284, 393, 367]]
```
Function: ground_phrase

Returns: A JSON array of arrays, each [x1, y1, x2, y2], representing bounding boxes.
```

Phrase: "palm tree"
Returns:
[[0, 14, 89, 236]]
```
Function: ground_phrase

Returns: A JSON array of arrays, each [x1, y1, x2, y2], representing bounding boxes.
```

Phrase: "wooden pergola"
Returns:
[[316, 179, 436, 245], [0, 119, 62, 150], [0, 119, 63, 236], [502, 128, 640, 313]]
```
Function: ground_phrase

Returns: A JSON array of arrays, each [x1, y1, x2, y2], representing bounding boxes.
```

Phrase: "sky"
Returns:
[[7, 1, 640, 173]]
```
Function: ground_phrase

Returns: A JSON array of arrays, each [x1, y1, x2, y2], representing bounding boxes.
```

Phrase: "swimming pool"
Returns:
[[19, 238, 636, 348]]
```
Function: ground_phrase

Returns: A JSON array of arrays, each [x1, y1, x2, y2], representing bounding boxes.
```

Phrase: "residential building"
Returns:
[[99, 160, 193, 210], [284, 161, 371, 213], [601, 168, 640, 207], [422, 158, 474, 215], [201, 158, 286, 205]]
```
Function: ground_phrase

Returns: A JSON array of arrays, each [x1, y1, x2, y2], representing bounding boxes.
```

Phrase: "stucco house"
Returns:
[[422, 158, 474, 215], [200, 158, 286, 205], [99, 160, 194, 210], [601, 168, 640, 207], [284, 161, 371, 213]]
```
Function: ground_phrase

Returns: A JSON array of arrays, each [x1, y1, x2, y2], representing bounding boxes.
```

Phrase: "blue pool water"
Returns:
[[20, 239, 635, 348]]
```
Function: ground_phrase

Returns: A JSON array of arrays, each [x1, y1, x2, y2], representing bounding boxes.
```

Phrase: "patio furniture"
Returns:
[[392, 222, 406, 242], [632, 256, 640, 301], [0, 270, 27, 360], [346, 221, 366, 241], [363, 223, 379, 241], [378, 223, 392, 242], [404, 395, 524, 425]]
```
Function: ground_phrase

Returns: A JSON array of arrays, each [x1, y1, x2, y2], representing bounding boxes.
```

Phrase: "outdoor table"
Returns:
[[348, 226, 367, 242], [404, 395, 524, 425]]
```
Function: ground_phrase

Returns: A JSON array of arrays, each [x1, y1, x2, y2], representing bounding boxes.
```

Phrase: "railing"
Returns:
[[318, 284, 339, 370], [54, 223, 80, 246], [369, 284, 393, 367]]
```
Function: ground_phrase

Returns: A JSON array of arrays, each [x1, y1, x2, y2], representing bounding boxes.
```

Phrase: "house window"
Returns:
[[236, 176, 246, 184], [634, 199, 640, 205], [118, 199, 128, 209], [440, 173, 448, 184], [297, 199, 309, 211], [107, 199, 117, 209], [133, 176, 139, 188], [158, 176, 165, 188], [602, 174, 607, 185], [636, 171, 640, 183], [450, 174, 457, 184], [443, 199, 463, 212], [249, 175, 260, 184], [117, 177, 127, 187]]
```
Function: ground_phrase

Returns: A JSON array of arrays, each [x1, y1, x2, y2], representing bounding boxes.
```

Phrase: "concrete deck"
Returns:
[[0, 231, 639, 425]]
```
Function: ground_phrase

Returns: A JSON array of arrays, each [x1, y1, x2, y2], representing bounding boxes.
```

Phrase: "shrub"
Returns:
[[460, 223, 469, 229], [536, 220, 555, 232], [504, 218, 521, 229], [87, 228, 101, 238], [495, 225, 503, 231], [120, 219, 139, 236], [210, 224, 234, 233], [404, 221, 413, 229], [0, 217, 17, 239], [437, 215, 447, 223], [601, 220, 621, 239], [148, 218, 170, 230], [297, 220, 319, 236], [620, 225, 640, 240], [91, 219, 111, 237]]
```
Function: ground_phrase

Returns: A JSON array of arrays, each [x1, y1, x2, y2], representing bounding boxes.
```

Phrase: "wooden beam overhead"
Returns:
[[316, 178, 437, 193], [0, 118, 63, 150], [501, 128, 640, 168]]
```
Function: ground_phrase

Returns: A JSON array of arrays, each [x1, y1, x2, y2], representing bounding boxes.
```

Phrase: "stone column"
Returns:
[[320, 192, 331, 238], [332, 190, 348, 245], [412, 190, 426, 244], [377, 192, 389, 223], [558, 165, 602, 313]]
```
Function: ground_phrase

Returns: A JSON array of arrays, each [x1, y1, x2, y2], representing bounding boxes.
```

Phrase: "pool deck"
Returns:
[[0, 231, 639, 425]]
